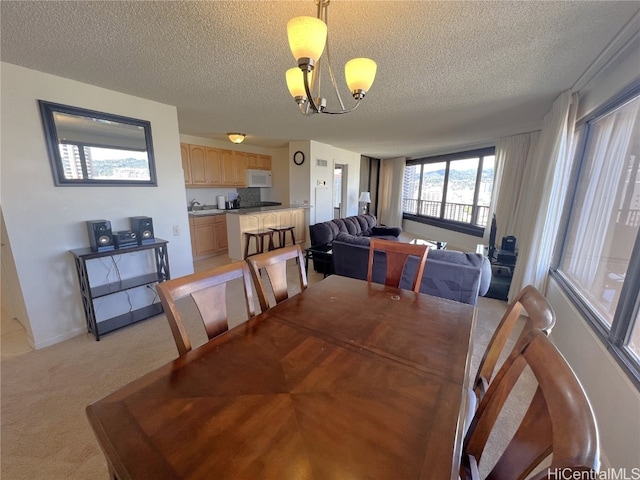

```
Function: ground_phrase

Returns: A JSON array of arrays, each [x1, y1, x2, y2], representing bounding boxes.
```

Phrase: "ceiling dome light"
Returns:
[[227, 133, 245, 144]]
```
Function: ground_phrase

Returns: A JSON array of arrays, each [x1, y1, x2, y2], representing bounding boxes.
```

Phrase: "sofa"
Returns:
[[331, 233, 491, 305], [309, 214, 401, 247]]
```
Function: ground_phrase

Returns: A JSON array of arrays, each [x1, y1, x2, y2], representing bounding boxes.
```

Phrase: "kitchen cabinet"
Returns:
[[189, 214, 228, 258], [184, 144, 222, 186], [246, 153, 272, 170], [180, 143, 191, 184], [187, 144, 208, 185], [220, 149, 247, 187], [183, 142, 265, 187], [257, 154, 271, 170], [233, 151, 247, 186]]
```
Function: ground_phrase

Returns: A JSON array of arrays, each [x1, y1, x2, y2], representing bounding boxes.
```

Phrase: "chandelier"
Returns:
[[285, 0, 377, 115]]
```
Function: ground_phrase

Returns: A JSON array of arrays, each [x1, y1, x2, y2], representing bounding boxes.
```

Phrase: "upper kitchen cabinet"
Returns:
[[180, 143, 191, 184], [187, 144, 223, 186], [258, 154, 272, 170], [220, 149, 247, 187], [233, 151, 247, 186], [246, 153, 272, 170], [182, 142, 262, 187]]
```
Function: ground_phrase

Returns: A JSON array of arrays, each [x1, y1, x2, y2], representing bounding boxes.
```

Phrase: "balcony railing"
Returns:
[[403, 198, 490, 227]]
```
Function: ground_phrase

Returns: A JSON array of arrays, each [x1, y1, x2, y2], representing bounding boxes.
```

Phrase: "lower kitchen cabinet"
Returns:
[[189, 214, 228, 258]]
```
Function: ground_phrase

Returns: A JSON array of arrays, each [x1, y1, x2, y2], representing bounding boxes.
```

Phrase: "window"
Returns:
[[402, 147, 495, 235], [554, 86, 640, 384]]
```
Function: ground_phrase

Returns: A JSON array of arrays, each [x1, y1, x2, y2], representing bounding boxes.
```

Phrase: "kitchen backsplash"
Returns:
[[237, 187, 261, 207]]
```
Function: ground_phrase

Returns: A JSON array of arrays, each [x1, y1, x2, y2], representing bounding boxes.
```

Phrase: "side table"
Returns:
[[305, 243, 333, 278]]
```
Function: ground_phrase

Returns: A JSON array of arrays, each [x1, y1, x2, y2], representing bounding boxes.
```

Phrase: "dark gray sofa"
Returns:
[[309, 214, 401, 246], [331, 233, 491, 305]]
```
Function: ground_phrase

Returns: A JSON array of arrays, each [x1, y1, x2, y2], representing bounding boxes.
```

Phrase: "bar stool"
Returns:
[[269, 226, 296, 249], [244, 230, 275, 258]]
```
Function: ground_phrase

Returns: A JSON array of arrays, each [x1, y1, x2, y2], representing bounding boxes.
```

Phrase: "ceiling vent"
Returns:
[[316, 159, 328, 167]]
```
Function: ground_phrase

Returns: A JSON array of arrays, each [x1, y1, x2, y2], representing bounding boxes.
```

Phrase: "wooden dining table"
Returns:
[[86, 275, 477, 480]]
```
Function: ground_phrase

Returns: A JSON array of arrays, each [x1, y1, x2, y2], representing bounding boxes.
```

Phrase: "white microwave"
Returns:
[[246, 169, 272, 187]]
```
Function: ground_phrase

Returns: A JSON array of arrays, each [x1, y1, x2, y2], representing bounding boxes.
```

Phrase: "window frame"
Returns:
[[551, 81, 640, 389], [403, 147, 495, 237]]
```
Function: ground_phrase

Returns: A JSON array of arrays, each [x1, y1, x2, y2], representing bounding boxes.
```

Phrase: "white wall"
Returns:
[[1, 63, 194, 348], [262, 146, 289, 204], [547, 279, 640, 468], [309, 140, 361, 223], [545, 39, 640, 468]]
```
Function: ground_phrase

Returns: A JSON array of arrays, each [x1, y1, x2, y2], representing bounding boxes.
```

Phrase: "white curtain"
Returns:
[[567, 109, 636, 284], [491, 132, 540, 243], [509, 90, 579, 300], [378, 157, 405, 227]]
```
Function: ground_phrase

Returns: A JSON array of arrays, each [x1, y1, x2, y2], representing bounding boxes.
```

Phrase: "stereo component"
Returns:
[[86, 220, 114, 252], [496, 251, 517, 266], [501, 235, 516, 252], [113, 230, 138, 249], [129, 216, 154, 245]]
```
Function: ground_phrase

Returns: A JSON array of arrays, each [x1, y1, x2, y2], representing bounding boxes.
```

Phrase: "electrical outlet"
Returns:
[[173, 225, 180, 236]]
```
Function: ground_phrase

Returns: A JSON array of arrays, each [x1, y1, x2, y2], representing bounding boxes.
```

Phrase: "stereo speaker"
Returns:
[[129, 216, 154, 245], [501, 235, 517, 252], [113, 230, 138, 249], [86, 220, 114, 252]]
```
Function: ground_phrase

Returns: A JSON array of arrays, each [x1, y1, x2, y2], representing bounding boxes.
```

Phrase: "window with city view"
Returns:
[[402, 147, 495, 235], [58, 144, 151, 181]]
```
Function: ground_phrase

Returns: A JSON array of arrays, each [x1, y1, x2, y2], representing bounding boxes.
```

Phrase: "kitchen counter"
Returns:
[[188, 209, 226, 217], [225, 204, 311, 215], [187, 203, 297, 217]]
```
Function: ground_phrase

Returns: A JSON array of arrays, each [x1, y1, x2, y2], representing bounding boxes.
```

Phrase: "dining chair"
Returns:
[[157, 261, 256, 355], [473, 284, 556, 400], [460, 329, 599, 480], [367, 238, 429, 293], [246, 243, 308, 312]]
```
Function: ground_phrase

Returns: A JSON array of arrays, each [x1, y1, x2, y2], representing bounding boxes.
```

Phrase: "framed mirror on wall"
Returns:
[[38, 100, 157, 186]]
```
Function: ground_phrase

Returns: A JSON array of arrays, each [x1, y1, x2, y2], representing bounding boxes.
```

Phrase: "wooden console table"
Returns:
[[70, 239, 170, 341]]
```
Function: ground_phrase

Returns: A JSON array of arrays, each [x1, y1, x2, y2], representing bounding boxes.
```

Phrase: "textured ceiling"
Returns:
[[2, 1, 639, 159]]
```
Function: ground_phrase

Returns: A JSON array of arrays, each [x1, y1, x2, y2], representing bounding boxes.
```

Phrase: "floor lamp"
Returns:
[[359, 192, 371, 214]]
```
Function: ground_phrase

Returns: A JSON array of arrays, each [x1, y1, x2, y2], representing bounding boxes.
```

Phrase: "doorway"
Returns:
[[1, 208, 33, 360], [334, 164, 348, 219]]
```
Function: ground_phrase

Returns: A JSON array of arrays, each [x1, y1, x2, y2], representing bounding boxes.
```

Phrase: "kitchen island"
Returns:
[[226, 205, 310, 260]]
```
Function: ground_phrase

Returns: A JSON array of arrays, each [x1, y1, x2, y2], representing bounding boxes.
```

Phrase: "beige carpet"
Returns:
[[1, 261, 517, 480]]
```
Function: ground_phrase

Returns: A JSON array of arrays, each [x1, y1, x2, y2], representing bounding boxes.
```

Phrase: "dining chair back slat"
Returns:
[[461, 330, 600, 480], [367, 238, 429, 293], [157, 261, 255, 355], [474, 284, 555, 400], [246, 244, 307, 311]]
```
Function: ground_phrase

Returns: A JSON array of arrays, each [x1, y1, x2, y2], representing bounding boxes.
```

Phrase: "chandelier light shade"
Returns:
[[285, 0, 377, 115], [227, 133, 245, 144], [286, 67, 312, 98], [345, 58, 377, 98], [287, 16, 327, 64]]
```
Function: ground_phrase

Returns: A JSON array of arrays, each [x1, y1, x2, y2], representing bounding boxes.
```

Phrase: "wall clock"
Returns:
[[293, 151, 305, 165]]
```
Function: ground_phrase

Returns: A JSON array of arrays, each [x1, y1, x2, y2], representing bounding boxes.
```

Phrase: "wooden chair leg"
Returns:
[[244, 233, 251, 259]]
